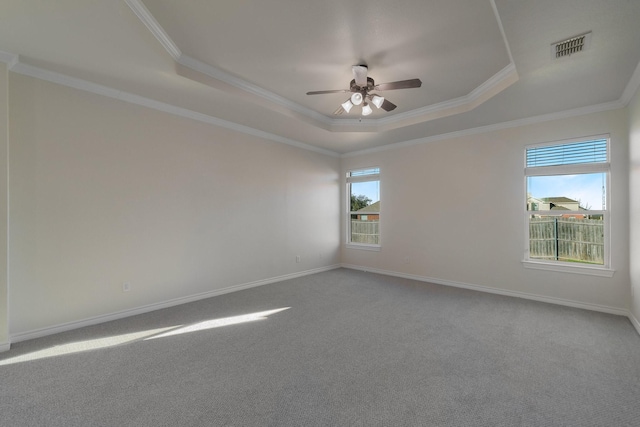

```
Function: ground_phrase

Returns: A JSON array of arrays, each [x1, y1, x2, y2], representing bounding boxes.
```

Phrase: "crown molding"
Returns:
[[491, 0, 514, 65], [342, 99, 625, 157], [0, 50, 15, 65], [620, 59, 640, 107], [321, 64, 518, 133], [175, 55, 333, 130], [3, 48, 631, 159], [124, 0, 181, 60], [6, 56, 339, 158], [125, 0, 519, 133], [363, 63, 518, 131], [176, 57, 518, 134], [123, 0, 333, 130], [334, 0, 519, 133]]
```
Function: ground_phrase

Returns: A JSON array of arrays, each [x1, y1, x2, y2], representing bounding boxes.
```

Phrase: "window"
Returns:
[[524, 136, 612, 276], [347, 167, 380, 248]]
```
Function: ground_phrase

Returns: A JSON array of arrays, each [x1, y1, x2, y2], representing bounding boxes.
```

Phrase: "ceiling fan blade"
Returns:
[[306, 89, 350, 95], [374, 78, 422, 91], [352, 65, 368, 87], [333, 106, 345, 115], [380, 99, 397, 112]]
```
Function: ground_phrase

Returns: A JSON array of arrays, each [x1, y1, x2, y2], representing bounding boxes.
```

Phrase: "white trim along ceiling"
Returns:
[[0, 0, 639, 155]]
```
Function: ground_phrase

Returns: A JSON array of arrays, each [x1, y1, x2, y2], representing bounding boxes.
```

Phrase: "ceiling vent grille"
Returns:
[[551, 32, 592, 59]]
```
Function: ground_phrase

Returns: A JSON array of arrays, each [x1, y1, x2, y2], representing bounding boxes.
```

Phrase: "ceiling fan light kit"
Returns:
[[306, 64, 421, 116], [371, 94, 385, 109], [350, 92, 363, 105], [341, 99, 354, 113]]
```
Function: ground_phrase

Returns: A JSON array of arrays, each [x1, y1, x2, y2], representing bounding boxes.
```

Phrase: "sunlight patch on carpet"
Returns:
[[145, 307, 291, 340], [0, 327, 176, 366], [0, 308, 291, 366]]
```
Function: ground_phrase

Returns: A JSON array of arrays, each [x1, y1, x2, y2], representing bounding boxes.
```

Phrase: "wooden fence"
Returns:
[[351, 218, 603, 263], [529, 217, 604, 264], [351, 220, 379, 244]]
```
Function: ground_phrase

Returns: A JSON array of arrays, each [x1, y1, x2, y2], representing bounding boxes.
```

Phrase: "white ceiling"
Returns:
[[1, 0, 639, 155]]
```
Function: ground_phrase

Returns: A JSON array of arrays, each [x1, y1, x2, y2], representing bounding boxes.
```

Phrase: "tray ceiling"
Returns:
[[0, 0, 639, 154]]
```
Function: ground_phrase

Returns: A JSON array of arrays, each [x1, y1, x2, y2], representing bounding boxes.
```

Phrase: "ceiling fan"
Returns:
[[306, 65, 422, 116]]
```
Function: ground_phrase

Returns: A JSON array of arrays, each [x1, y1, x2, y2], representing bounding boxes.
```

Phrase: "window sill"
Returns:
[[521, 260, 614, 277], [345, 243, 381, 252]]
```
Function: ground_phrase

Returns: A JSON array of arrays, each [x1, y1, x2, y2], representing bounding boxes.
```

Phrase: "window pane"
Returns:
[[350, 181, 379, 212], [526, 139, 607, 167], [528, 215, 604, 265], [349, 167, 380, 177], [348, 168, 380, 246], [526, 173, 606, 212]]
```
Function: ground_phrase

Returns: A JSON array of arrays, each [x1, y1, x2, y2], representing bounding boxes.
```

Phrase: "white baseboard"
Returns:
[[10, 264, 341, 344], [629, 311, 640, 336], [0, 342, 10, 353], [9, 264, 638, 344], [341, 264, 630, 317]]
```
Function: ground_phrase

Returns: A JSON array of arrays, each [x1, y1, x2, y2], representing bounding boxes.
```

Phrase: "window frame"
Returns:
[[346, 167, 381, 251], [522, 135, 614, 277]]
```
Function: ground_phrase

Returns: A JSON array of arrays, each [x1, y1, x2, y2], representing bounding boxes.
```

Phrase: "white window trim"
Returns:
[[345, 242, 382, 251], [523, 135, 613, 276], [521, 259, 614, 277], [346, 167, 381, 250]]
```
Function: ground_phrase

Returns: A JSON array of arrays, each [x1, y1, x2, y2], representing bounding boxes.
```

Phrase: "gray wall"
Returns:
[[3, 68, 638, 344], [8, 73, 341, 336], [342, 109, 630, 312], [0, 64, 8, 349], [629, 84, 640, 328]]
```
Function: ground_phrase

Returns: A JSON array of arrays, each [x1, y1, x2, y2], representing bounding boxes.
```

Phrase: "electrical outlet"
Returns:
[[296, 255, 301, 263], [123, 282, 131, 292]]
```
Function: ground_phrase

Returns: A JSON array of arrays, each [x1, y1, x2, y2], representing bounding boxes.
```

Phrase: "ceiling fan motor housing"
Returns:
[[349, 77, 375, 93]]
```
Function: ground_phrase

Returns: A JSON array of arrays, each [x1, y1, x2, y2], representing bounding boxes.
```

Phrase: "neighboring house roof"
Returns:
[[541, 197, 578, 203], [356, 201, 380, 213], [550, 205, 570, 211]]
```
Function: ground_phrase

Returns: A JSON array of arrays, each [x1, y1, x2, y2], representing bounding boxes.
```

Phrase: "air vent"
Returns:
[[551, 32, 592, 59]]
